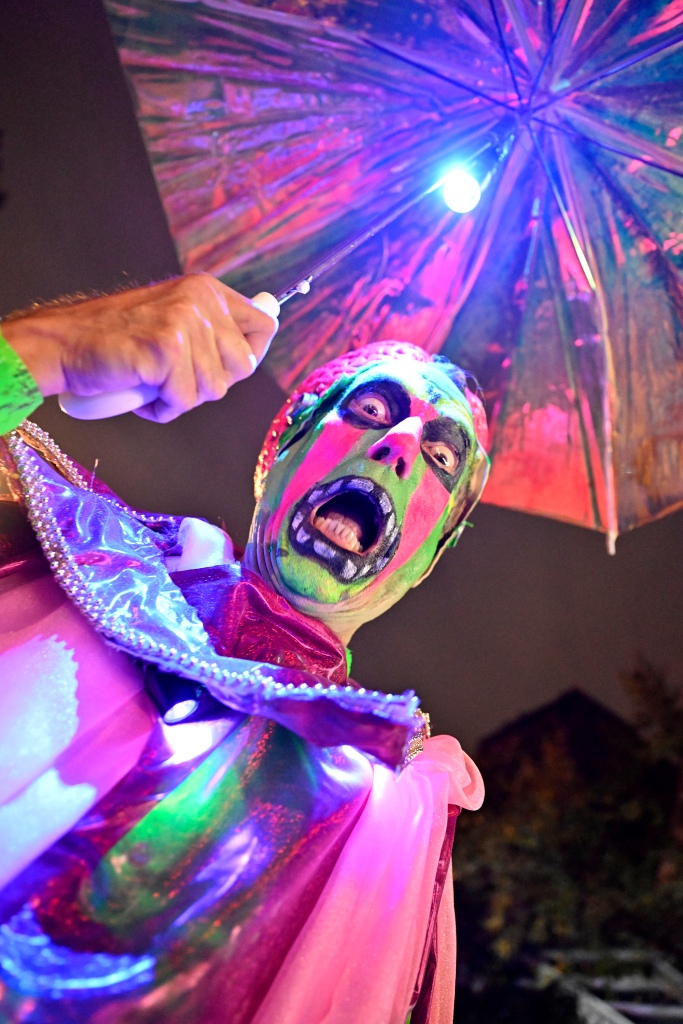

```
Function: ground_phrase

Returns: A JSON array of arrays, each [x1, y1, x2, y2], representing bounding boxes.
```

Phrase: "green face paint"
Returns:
[[246, 358, 486, 639]]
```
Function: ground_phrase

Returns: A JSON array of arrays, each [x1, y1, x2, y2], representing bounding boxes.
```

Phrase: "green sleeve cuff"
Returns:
[[0, 325, 43, 435]]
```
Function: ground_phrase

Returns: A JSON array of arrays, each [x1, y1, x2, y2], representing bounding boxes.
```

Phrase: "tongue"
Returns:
[[313, 510, 363, 553]]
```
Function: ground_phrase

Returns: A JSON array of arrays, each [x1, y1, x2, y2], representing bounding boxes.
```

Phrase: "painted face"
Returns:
[[248, 358, 484, 635]]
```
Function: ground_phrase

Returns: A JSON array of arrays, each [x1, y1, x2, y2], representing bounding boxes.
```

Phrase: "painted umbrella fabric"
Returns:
[[106, 0, 683, 542]]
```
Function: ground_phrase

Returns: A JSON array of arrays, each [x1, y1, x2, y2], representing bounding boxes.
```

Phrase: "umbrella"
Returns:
[[104, 0, 683, 547]]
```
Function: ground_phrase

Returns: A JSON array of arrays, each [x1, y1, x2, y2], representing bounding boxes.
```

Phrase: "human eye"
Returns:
[[341, 379, 409, 430], [420, 417, 470, 489], [422, 439, 458, 475], [346, 390, 392, 427]]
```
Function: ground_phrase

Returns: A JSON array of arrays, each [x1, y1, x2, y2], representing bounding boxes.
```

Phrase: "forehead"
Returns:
[[339, 358, 475, 425]]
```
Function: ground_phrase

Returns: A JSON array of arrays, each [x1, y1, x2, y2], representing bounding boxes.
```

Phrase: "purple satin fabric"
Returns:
[[172, 563, 348, 684]]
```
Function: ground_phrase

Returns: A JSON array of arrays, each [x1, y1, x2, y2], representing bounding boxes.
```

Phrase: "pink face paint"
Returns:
[[364, 467, 451, 585], [263, 414, 371, 546]]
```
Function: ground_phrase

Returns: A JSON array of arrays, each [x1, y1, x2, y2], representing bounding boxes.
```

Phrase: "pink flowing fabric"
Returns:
[[252, 734, 484, 1024], [0, 556, 155, 887]]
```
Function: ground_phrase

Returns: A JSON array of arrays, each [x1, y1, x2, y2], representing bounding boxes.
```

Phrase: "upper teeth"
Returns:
[[312, 511, 362, 553]]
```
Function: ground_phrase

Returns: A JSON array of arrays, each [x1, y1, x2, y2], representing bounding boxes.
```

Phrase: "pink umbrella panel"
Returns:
[[105, 0, 683, 544]]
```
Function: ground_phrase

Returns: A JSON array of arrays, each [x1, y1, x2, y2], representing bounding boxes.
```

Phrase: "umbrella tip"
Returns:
[[606, 531, 617, 556]]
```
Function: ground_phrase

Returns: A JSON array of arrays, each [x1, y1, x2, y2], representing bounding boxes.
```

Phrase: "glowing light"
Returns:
[[441, 169, 481, 213], [164, 698, 198, 724], [161, 719, 235, 764]]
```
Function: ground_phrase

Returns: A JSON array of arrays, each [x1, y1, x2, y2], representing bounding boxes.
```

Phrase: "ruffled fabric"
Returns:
[[173, 561, 349, 683], [252, 735, 483, 1024]]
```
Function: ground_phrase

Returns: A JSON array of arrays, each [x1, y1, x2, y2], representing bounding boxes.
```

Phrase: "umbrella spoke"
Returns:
[[540, 216, 604, 531], [527, 125, 597, 291], [555, 103, 683, 180], [531, 114, 683, 183], [478, 185, 545, 454], [560, 0, 631, 82], [550, 133, 620, 545], [585, 148, 683, 292], [439, 134, 529, 325], [358, 35, 518, 112], [548, 132, 683, 533], [500, 0, 541, 77], [527, 0, 577, 106], [523, 126, 616, 536], [536, 219, 606, 532], [543, 0, 601, 90], [534, 27, 683, 111], [487, 0, 523, 102]]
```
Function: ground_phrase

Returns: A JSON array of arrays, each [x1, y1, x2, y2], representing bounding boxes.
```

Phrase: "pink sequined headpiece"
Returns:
[[255, 341, 489, 500]]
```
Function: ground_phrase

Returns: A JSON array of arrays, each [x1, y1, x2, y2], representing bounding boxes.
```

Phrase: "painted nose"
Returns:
[[367, 416, 423, 480]]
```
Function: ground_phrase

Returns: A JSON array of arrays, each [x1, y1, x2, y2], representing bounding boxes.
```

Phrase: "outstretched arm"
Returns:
[[1, 273, 278, 429]]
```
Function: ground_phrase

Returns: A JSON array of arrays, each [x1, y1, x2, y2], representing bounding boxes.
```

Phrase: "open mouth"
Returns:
[[312, 490, 381, 554], [289, 477, 400, 582]]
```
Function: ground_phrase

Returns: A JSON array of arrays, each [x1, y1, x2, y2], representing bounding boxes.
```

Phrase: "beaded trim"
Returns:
[[7, 423, 418, 721], [7, 426, 167, 658], [16, 420, 89, 489], [404, 710, 431, 764], [16, 420, 173, 527]]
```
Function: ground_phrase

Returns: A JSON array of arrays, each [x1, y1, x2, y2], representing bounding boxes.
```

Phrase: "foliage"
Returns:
[[453, 678, 683, 972], [454, 979, 577, 1024]]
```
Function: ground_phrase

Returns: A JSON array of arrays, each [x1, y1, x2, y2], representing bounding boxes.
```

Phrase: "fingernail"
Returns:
[[248, 352, 258, 372]]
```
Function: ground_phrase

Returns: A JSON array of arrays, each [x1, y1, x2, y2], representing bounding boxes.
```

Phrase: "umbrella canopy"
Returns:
[[105, 0, 683, 545]]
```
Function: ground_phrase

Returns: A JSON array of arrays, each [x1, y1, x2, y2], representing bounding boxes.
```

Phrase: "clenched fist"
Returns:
[[2, 274, 278, 423]]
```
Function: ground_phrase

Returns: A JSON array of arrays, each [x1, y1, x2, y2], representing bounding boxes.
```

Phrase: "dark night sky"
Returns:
[[2, 0, 681, 751]]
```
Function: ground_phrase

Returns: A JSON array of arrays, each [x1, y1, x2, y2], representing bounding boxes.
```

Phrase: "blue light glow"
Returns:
[[164, 698, 199, 724], [0, 906, 155, 997], [442, 168, 481, 213]]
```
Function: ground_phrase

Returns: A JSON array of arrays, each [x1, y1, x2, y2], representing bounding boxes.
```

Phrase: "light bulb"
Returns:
[[442, 169, 481, 213]]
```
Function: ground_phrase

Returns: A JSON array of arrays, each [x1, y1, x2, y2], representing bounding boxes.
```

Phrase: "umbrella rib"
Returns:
[[532, 28, 683, 112], [529, 125, 605, 529], [527, 126, 596, 291], [589, 154, 683, 286], [531, 115, 683, 182], [487, 188, 544, 466], [359, 35, 517, 112], [538, 207, 604, 531], [276, 137, 496, 303], [526, 0, 575, 107], [486, 0, 523, 102]]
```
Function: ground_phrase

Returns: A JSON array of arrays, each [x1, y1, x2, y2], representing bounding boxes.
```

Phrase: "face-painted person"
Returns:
[[0, 325, 487, 1024], [247, 341, 490, 646]]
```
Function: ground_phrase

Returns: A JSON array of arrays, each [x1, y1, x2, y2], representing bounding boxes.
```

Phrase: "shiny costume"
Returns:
[[0, 356, 484, 1023]]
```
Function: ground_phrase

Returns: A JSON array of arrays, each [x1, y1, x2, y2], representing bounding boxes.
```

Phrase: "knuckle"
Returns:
[[206, 376, 229, 401], [159, 327, 185, 361], [253, 308, 273, 330], [180, 272, 215, 303], [232, 350, 254, 381], [168, 298, 197, 324]]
